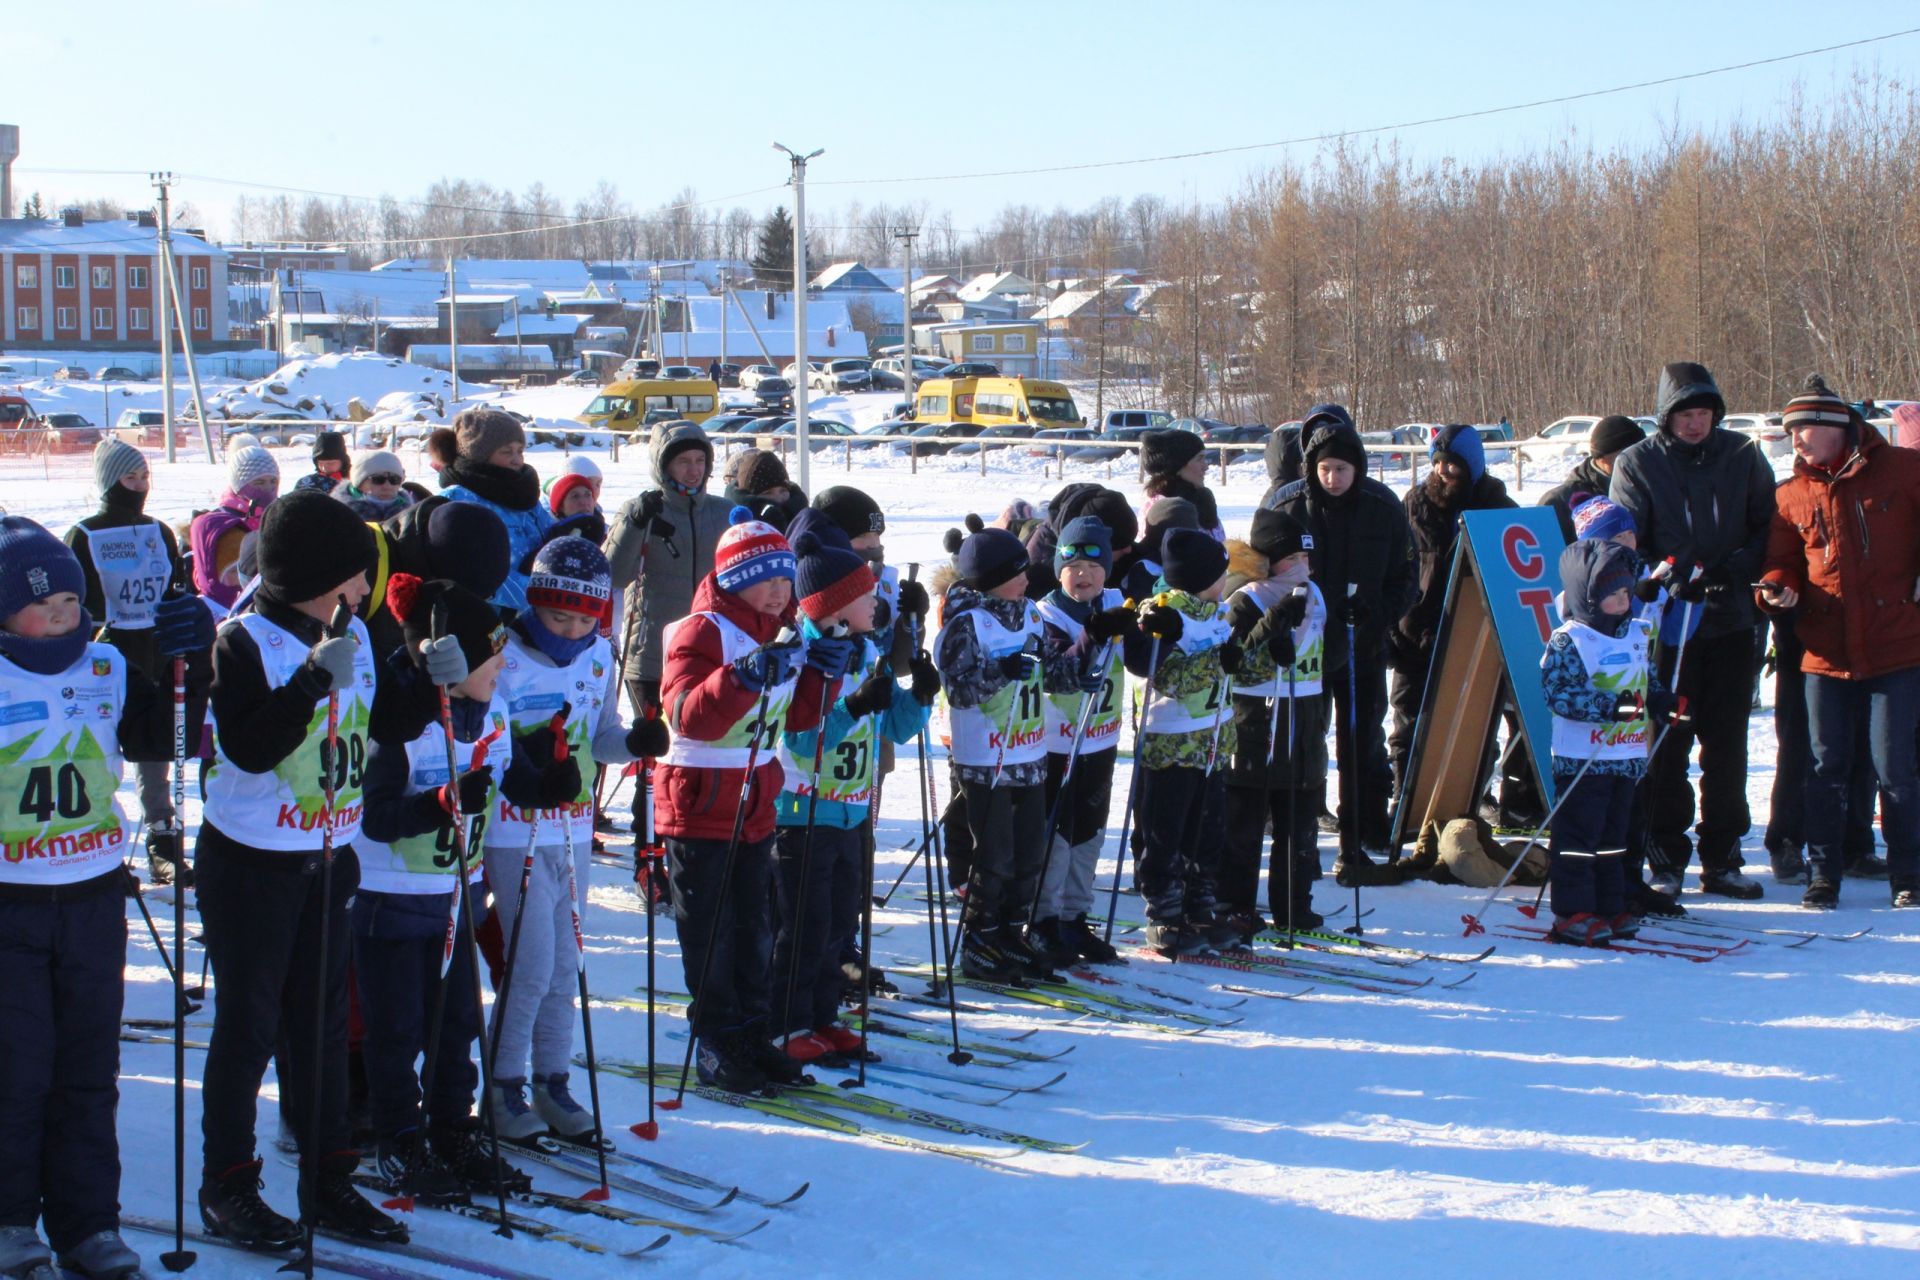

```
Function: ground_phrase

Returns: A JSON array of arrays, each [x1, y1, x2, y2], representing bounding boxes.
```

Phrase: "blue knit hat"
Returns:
[[1571, 494, 1636, 543], [1052, 515, 1112, 577], [527, 534, 612, 620], [0, 516, 86, 624], [955, 526, 1030, 592], [1431, 424, 1487, 483]]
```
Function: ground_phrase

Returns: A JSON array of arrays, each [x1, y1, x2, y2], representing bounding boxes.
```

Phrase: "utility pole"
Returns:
[[775, 143, 823, 490], [153, 172, 175, 464], [895, 227, 918, 414], [719, 267, 728, 379], [447, 258, 459, 401]]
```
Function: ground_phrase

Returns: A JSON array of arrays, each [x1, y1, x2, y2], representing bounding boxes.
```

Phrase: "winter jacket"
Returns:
[[773, 631, 929, 830], [189, 491, 268, 609], [1391, 472, 1516, 672], [654, 575, 833, 843], [334, 484, 413, 524], [1022, 482, 1108, 599], [1759, 428, 1920, 682], [1538, 457, 1613, 544], [1258, 419, 1417, 656], [936, 584, 1082, 787], [1122, 589, 1236, 771], [1264, 426, 1305, 493], [65, 497, 191, 680], [294, 470, 343, 496], [605, 422, 734, 684], [440, 458, 555, 614], [1608, 366, 1775, 640]]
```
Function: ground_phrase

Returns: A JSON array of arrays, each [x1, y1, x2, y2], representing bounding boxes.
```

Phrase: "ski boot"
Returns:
[[994, 924, 1061, 982], [1144, 919, 1209, 958], [747, 1029, 815, 1088], [959, 928, 1021, 983], [1547, 912, 1613, 947], [814, 1022, 874, 1060], [146, 825, 192, 889], [1029, 918, 1081, 970], [0, 1226, 57, 1280], [530, 1073, 599, 1146], [374, 1130, 465, 1205], [309, 1151, 409, 1244], [777, 1030, 836, 1065], [57, 1230, 141, 1280], [429, 1119, 533, 1195], [1801, 879, 1839, 911], [198, 1159, 302, 1253], [1700, 868, 1764, 900], [1893, 883, 1920, 909], [484, 1078, 551, 1146], [695, 1032, 769, 1095], [1066, 913, 1122, 965], [1605, 912, 1641, 939]]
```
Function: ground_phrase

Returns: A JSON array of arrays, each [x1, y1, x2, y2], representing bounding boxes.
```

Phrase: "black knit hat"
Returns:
[[386, 573, 507, 674], [1589, 415, 1644, 458], [419, 498, 511, 600], [1080, 488, 1137, 550], [812, 485, 885, 539], [1161, 528, 1228, 594], [312, 430, 350, 466], [947, 515, 1030, 592], [1249, 508, 1312, 562], [1140, 429, 1204, 477], [256, 490, 377, 605], [732, 448, 792, 496]]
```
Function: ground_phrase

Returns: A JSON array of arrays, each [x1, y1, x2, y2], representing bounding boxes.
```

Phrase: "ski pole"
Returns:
[[1463, 748, 1605, 936], [555, 736, 611, 1200], [1103, 629, 1164, 944], [874, 826, 933, 907], [908, 603, 968, 1064], [487, 711, 567, 1091], [1026, 639, 1114, 929], [633, 755, 662, 1142], [1342, 584, 1364, 938], [122, 860, 184, 994], [988, 636, 1037, 789], [159, 654, 195, 1274], [779, 626, 848, 1048], [1283, 660, 1298, 949], [1201, 669, 1231, 777]]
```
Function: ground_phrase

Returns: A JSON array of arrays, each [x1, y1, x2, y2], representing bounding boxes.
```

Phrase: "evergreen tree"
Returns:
[[752, 206, 797, 281], [21, 191, 45, 219]]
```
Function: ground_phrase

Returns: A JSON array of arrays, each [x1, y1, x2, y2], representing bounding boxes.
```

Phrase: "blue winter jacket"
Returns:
[[441, 462, 555, 613]]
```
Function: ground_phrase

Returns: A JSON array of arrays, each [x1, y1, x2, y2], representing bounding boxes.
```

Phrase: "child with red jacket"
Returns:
[[654, 510, 854, 1093]]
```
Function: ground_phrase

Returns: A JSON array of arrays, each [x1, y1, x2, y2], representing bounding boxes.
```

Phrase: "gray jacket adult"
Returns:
[[604, 421, 733, 683], [1608, 362, 1776, 641]]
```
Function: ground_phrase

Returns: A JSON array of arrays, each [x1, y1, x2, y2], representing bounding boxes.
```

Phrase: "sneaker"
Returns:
[[1646, 868, 1684, 898], [0, 1226, 55, 1280], [815, 1023, 864, 1054], [694, 1034, 767, 1095], [428, 1120, 532, 1194], [373, 1131, 465, 1205], [198, 1159, 302, 1252], [959, 930, 1021, 983], [1548, 912, 1613, 946], [778, 1031, 835, 1064], [1767, 841, 1809, 885], [1848, 853, 1890, 880], [310, 1152, 409, 1243], [530, 1073, 596, 1141], [1630, 883, 1687, 917], [1892, 885, 1919, 909], [1065, 913, 1122, 965], [54, 1231, 139, 1280], [1606, 913, 1641, 939], [744, 1030, 814, 1087], [1701, 869, 1765, 900], [1802, 879, 1839, 911], [483, 1078, 549, 1143]]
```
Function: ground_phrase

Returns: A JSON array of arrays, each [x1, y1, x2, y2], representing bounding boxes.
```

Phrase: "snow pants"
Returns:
[[1037, 747, 1116, 922], [1806, 667, 1920, 889], [1549, 768, 1632, 917], [1644, 627, 1757, 874], [959, 779, 1045, 928], [1222, 783, 1321, 923], [666, 833, 773, 1038], [772, 822, 862, 1034], [482, 838, 586, 1084], [1137, 764, 1225, 925]]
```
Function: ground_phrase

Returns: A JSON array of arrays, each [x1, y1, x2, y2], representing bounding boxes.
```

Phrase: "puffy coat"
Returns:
[[1391, 472, 1516, 672], [1759, 428, 1920, 681], [440, 458, 554, 613]]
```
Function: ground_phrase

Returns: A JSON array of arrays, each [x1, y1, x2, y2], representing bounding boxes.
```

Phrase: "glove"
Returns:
[[1343, 595, 1372, 630], [1138, 601, 1184, 642], [909, 652, 941, 706], [634, 490, 665, 524], [439, 764, 494, 816], [736, 640, 799, 691], [153, 595, 214, 657], [1226, 593, 1264, 640], [844, 671, 896, 717], [1076, 658, 1106, 694], [416, 635, 469, 688], [804, 633, 859, 679], [1218, 639, 1244, 676], [304, 634, 359, 692], [1085, 605, 1138, 643], [997, 651, 1039, 682], [516, 723, 564, 769], [1662, 694, 1692, 727], [1274, 591, 1309, 630], [537, 756, 583, 808], [1672, 570, 1709, 604], [1609, 691, 1645, 722], [626, 718, 670, 758], [1633, 577, 1665, 604], [896, 579, 930, 620], [1269, 628, 1297, 668]]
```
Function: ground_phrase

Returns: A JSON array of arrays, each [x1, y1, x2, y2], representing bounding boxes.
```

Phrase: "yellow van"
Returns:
[[966, 377, 1082, 431], [577, 378, 719, 433], [913, 377, 977, 425]]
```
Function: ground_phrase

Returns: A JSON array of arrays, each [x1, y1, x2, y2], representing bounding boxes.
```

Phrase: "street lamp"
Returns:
[[774, 143, 822, 490]]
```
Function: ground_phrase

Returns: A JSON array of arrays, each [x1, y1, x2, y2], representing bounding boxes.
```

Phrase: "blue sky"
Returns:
[[6, 0, 1915, 240]]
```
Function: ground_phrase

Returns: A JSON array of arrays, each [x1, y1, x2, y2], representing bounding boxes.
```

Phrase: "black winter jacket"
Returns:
[[1538, 457, 1613, 544], [1391, 473, 1516, 671]]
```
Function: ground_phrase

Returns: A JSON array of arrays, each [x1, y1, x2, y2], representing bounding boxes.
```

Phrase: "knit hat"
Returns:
[[385, 573, 508, 674], [527, 535, 613, 620], [1589, 415, 1645, 458], [1571, 494, 1636, 543], [1782, 373, 1855, 435], [793, 528, 876, 623], [312, 430, 349, 467], [945, 515, 1030, 593], [255, 490, 378, 605], [563, 454, 603, 490], [548, 472, 598, 517], [1052, 515, 1113, 577], [423, 499, 511, 599], [225, 432, 261, 452], [228, 445, 280, 497], [714, 506, 796, 594], [993, 499, 1036, 531], [731, 448, 792, 496], [453, 407, 525, 461], [1079, 488, 1137, 550], [1430, 424, 1486, 483], [351, 449, 404, 489], [1140, 428, 1204, 478], [1160, 528, 1228, 594], [1893, 402, 1920, 452], [93, 438, 147, 499], [1248, 507, 1312, 562], [812, 485, 885, 540], [0, 516, 86, 623]]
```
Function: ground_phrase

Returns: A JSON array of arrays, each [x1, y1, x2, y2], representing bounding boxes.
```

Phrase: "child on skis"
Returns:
[[1221, 509, 1343, 939], [1126, 528, 1241, 957], [481, 536, 666, 1145], [0, 518, 211, 1280], [355, 574, 531, 1199], [655, 510, 851, 1093], [1031, 515, 1137, 965], [1541, 539, 1676, 945], [771, 515, 935, 1064]]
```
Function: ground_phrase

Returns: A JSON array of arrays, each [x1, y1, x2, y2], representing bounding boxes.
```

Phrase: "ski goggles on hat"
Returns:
[[1059, 542, 1105, 561]]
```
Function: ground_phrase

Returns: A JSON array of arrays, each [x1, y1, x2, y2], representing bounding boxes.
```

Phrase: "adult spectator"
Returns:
[[1022, 484, 1138, 599], [190, 446, 279, 610], [1757, 375, 1920, 910], [1762, 610, 1881, 885], [439, 408, 554, 613], [1388, 425, 1516, 798], [1260, 405, 1416, 880], [721, 448, 807, 530], [332, 449, 413, 522], [1139, 429, 1224, 541], [605, 420, 732, 715], [1539, 415, 1645, 542], [1609, 362, 1776, 900]]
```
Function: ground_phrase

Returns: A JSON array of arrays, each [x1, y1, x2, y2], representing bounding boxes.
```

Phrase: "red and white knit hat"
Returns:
[[1782, 374, 1853, 433], [714, 505, 796, 594]]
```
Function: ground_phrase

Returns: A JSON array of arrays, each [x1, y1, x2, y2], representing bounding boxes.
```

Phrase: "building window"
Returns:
[[92, 306, 114, 329], [191, 266, 207, 290], [128, 266, 149, 290], [1004, 334, 1027, 352], [192, 307, 208, 331], [129, 307, 150, 330], [53, 266, 75, 288], [17, 307, 39, 330], [16, 264, 37, 289], [55, 307, 76, 330], [91, 265, 113, 289], [970, 333, 994, 352]]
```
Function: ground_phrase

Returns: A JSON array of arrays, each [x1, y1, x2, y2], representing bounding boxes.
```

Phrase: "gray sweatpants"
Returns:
[[1036, 829, 1103, 922], [136, 760, 176, 834], [482, 835, 588, 1082]]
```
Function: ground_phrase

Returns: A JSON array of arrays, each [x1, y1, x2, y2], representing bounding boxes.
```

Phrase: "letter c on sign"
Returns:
[[1504, 526, 1544, 581]]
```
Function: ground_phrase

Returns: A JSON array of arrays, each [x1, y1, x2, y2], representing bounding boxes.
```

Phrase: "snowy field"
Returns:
[[3, 380, 1915, 1280]]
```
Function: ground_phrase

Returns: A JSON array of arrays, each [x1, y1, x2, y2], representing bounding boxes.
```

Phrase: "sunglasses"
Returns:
[[363, 473, 404, 486]]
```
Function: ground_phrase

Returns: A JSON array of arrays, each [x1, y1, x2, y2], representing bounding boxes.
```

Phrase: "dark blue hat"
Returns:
[[1431, 424, 1486, 483], [0, 516, 85, 624], [956, 526, 1030, 592], [1052, 515, 1112, 577], [1160, 528, 1228, 594]]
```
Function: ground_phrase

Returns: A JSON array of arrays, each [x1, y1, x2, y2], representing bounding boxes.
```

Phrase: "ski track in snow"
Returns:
[[8, 401, 1916, 1278]]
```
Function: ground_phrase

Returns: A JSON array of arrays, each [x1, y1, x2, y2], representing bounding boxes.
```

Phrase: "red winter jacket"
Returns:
[[654, 575, 832, 842], [1759, 427, 1920, 681]]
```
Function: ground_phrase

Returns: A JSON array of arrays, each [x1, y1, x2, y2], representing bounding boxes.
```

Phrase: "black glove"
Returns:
[[1632, 577, 1665, 604], [626, 718, 670, 758], [1226, 593, 1264, 640], [1085, 605, 1138, 643], [1274, 591, 1309, 630], [634, 490, 665, 524], [1342, 595, 1371, 630], [440, 764, 494, 816], [516, 723, 564, 769], [1138, 601, 1184, 642], [909, 652, 941, 705], [805, 632, 859, 679], [537, 756, 583, 808], [896, 579, 930, 620], [1218, 639, 1244, 676], [844, 671, 896, 717], [1672, 569, 1709, 604], [1609, 691, 1645, 722], [1269, 628, 1297, 668], [154, 595, 215, 657], [998, 651, 1039, 682]]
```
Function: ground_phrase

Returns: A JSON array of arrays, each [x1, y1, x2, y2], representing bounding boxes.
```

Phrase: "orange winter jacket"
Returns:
[[1759, 428, 1920, 681]]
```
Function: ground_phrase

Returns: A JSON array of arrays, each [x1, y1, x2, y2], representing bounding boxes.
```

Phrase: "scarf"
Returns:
[[516, 610, 595, 666], [0, 609, 95, 676]]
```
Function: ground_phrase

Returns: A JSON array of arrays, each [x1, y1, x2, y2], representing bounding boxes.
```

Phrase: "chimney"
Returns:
[[60, 207, 83, 228], [0, 124, 18, 219]]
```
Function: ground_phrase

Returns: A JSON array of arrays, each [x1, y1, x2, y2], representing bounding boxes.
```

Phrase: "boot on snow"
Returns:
[[198, 1159, 302, 1252], [530, 1073, 597, 1143], [0, 1226, 56, 1280], [959, 929, 1022, 983], [1144, 919, 1210, 958], [308, 1151, 409, 1244], [695, 1032, 768, 1095], [1066, 913, 1121, 965], [1547, 912, 1613, 947], [483, 1078, 549, 1144], [1700, 868, 1764, 900], [57, 1230, 141, 1280], [373, 1130, 465, 1205], [428, 1119, 532, 1195], [746, 1029, 814, 1087]]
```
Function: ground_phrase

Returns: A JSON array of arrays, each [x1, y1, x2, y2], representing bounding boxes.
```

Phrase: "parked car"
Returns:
[[1724, 411, 1789, 457], [892, 421, 982, 457], [711, 362, 744, 388], [764, 418, 856, 450], [866, 365, 905, 391], [812, 358, 873, 394], [54, 366, 91, 382], [781, 361, 825, 384], [1359, 427, 1420, 468], [1536, 414, 1600, 443], [98, 366, 141, 382], [948, 424, 1037, 456], [870, 356, 945, 388], [0, 395, 42, 431], [857, 419, 914, 447], [1027, 427, 1119, 461], [1100, 409, 1174, 434], [558, 368, 599, 386], [42, 412, 102, 450], [658, 365, 703, 381], [1166, 417, 1226, 436], [1198, 421, 1271, 464], [937, 361, 1000, 379], [617, 358, 661, 380], [703, 412, 766, 439], [751, 376, 795, 411], [738, 364, 780, 391]]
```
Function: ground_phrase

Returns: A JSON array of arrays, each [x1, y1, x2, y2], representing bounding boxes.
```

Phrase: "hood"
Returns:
[[691, 571, 790, 644], [1264, 426, 1304, 488], [1301, 417, 1370, 497], [1558, 538, 1638, 633], [651, 421, 715, 490], [1223, 537, 1267, 598], [1655, 362, 1726, 434]]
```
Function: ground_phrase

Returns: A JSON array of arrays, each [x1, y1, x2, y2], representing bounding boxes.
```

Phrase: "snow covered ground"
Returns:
[[6, 419, 1916, 1279]]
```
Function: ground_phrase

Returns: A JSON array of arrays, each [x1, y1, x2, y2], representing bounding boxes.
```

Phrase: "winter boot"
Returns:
[[1892, 884, 1920, 909], [1547, 912, 1613, 947], [994, 924, 1062, 981], [198, 1159, 302, 1252], [55, 1231, 140, 1280], [778, 1031, 835, 1065], [1802, 879, 1839, 911], [484, 1078, 549, 1144], [1629, 881, 1686, 917], [373, 1130, 465, 1205], [146, 826, 193, 890], [1144, 919, 1208, 958], [1198, 908, 1244, 951], [1765, 838, 1808, 886], [428, 1119, 532, 1195], [1646, 868, 1684, 898], [1700, 868, 1764, 900], [530, 1073, 597, 1142], [1847, 852, 1890, 880], [1066, 913, 1121, 965], [0, 1226, 56, 1280], [959, 929, 1021, 983], [815, 1022, 865, 1055], [309, 1151, 409, 1244], [1030, 918, 1080, 969], [744, 1028, 814, 1087], [694, 1032, 767, 1095]]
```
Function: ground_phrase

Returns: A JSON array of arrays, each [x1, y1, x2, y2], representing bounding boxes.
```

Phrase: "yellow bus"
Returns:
[[913, 376, 977, 424], [964, 377, 1083, 430], [577, 378, 719, 433]]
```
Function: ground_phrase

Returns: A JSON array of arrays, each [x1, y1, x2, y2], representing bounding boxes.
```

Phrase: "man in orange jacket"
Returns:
[[1758, 375, 1920, 911]]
